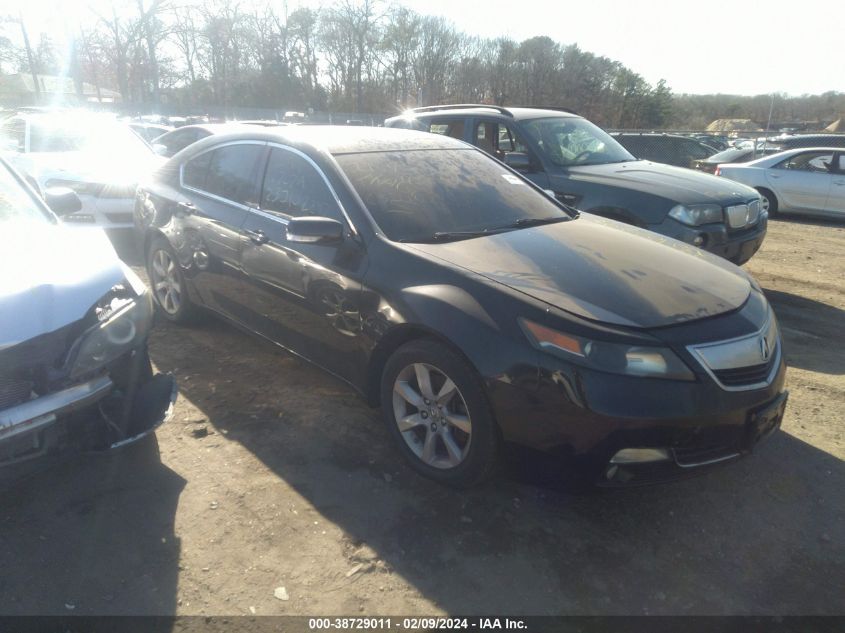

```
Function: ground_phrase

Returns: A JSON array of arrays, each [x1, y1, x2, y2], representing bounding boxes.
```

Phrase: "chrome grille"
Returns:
[[688, 314, 781, 391], [748, 198, 761, 224], [713, 357, 778, 387], [726, 203, 750, 228]]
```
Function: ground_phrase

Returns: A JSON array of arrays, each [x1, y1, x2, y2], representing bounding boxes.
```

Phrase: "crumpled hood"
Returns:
[[563, 160, 759, 206], [0, 222, 125, 348], [409, 216, 751, 329]]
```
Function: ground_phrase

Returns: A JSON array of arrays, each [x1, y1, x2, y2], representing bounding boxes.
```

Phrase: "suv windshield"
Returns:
[[336, 149, 571, 243], [0, 162, 52, 224], [521, 117, 635, 167]]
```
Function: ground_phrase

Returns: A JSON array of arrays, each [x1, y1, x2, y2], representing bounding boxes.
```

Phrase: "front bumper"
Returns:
[[60, 195, 135, 230], [486, 298, 788, 487], [0, 354, 176, 466], [652, 214, 768, 265]]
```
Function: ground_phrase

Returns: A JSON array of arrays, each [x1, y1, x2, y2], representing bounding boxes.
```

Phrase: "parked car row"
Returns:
[[1, 104, 796, 488]]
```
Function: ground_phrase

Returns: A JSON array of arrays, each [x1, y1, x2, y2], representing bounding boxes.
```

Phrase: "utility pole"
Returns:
[[18, 10, 41, 102], [759, 93, 775, 157], [764, 93, 775, 138]]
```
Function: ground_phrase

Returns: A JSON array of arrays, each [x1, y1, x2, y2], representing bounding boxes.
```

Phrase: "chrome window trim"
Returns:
[[179, 140, 268, 211], [261, 142, 358, 236], [686, 311, 781, 392]]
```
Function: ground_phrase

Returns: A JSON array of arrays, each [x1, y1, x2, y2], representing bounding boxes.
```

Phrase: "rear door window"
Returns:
[[776, 151, 836, 173], [183, 151, 213, 190], [200, 144, 265, 206], [428, 119, 465, 140]]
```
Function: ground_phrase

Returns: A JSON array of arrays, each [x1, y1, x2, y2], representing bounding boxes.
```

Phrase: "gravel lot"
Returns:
[[1, 215, 843, 616]]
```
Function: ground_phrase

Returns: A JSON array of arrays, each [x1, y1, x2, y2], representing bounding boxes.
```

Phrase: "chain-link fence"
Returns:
[[121, 105, 388, 127]]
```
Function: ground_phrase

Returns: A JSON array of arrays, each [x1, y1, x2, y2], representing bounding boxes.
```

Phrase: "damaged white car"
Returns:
[[0, 158, 175, 468]]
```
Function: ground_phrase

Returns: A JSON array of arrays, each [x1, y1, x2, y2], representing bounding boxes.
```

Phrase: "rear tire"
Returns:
[[380, 339, 500, 488], [757, 188, 779, 217], [146, 237, 198, 324]]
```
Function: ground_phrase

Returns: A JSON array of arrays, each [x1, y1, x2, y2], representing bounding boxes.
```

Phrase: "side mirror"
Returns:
[[504, 152, 532, 172], [152, 143, 169, 157], [287, 216, 344, 244], [44, 187, 82, 216]]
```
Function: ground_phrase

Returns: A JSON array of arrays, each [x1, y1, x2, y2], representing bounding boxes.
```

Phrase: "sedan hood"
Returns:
[[563, 160, 757, 206], [410, 216, 751, 329], [0, 222, 125, 348], [19, 151, 162, 188]]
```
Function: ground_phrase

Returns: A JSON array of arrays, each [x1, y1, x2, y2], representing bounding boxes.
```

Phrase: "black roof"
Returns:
[[186, 125, 468, 155]]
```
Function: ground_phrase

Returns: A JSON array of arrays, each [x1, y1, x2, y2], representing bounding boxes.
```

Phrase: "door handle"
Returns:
[[176, 201, 195, 216], [245, 229, 269, 245], [768, 174, 781, 179]]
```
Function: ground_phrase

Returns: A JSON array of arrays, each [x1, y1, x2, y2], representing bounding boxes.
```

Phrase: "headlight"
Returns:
[[69, 287, 153, 379], [520, 319, 695, 381], [45, 179, 103, 196], [668, 204, 723, 226]]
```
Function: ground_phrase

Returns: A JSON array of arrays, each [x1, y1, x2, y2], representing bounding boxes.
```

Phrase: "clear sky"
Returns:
[[395, 0, 844, 96], [15, 0, 845, 96]]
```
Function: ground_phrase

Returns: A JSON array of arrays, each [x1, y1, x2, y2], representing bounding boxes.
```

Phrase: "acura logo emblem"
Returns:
[[760, 336, 771, 362]]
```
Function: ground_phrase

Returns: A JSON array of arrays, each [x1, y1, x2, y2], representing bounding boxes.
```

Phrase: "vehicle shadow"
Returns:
[[148, 318, 845, 615], [769, 214, 845, 229], [108, 229, 144, 267], [764, 288, 845, 375], [0, 437, 185, 617]]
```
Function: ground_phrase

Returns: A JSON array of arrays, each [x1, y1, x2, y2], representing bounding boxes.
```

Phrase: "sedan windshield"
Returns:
[[0, 163, 52, 224], [521, 116, 635, 167], [335, 149, 572, 243]]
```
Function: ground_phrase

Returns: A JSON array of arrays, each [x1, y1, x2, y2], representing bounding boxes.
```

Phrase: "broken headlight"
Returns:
[[69, 271, 153, 379]]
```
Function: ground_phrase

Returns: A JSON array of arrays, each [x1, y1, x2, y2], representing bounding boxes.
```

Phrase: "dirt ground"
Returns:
[[1, 215, 843, 616]]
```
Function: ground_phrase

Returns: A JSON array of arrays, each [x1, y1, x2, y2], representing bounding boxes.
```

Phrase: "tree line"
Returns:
[[1, 1, 843, 129]]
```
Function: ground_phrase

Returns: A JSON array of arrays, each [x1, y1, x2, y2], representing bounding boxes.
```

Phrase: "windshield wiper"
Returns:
[[403, 216, 572, 244], [513, 216, 571, 228]]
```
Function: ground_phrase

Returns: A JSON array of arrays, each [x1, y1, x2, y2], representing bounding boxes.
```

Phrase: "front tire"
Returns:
[[146, 238, 197, 323], [380, 339, 500, 488]]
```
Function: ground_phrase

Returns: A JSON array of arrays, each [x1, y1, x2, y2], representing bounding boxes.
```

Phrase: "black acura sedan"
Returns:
[[134, 126, 787, 487]]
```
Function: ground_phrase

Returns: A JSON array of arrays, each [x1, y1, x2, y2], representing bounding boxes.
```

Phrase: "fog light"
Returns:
[[610, 448, 671, 464], [692, 234, 706, 247]]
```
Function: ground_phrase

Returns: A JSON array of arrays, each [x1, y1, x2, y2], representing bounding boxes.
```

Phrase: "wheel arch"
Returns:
[[755, 186, 780, 214], [364, 323, 480, 408]]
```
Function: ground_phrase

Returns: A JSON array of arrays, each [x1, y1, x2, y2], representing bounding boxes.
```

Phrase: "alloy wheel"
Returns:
[[317, 287, 359, 335], [392, 362, 472, 469], [150, 249, 182, 315]]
